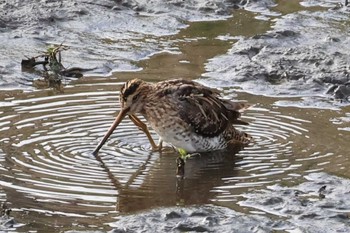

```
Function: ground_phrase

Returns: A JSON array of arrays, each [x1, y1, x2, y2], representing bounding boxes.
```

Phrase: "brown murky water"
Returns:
[[0, 5, 349, 233]]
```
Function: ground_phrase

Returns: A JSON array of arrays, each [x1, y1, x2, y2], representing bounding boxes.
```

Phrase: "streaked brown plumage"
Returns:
[[93, 79, 251, 155]]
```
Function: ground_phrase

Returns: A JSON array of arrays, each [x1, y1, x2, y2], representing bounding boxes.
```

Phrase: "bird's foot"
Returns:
[[150, 140, 166, 152]]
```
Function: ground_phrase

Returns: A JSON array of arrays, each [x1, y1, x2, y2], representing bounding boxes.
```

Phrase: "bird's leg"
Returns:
[[128, 114, 160, 150], [157, 138, 163, 151]]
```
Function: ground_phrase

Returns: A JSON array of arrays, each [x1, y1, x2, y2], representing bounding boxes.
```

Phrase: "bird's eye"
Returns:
[[132, 93, 140, 101]]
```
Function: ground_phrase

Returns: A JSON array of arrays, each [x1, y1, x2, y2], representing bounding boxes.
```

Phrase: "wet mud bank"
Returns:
[[110, 173, 350, 233], [203, 1, 350, 104], [1, 0, 348, 103], [0, 0, 269, 89]]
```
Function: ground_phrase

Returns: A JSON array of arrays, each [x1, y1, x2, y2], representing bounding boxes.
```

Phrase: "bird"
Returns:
[[92, 78, 251, 155]]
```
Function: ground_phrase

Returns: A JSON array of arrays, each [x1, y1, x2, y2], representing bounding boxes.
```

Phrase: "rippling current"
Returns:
[[1, 82, 347, 231]]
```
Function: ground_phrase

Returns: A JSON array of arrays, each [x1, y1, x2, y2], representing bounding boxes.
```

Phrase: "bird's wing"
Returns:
[[157, 80, 248, 137]]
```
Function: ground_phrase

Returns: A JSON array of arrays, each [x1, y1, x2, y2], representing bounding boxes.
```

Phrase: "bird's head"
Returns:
[[92, 78, 149, 155], [120, 78, 147, 114]]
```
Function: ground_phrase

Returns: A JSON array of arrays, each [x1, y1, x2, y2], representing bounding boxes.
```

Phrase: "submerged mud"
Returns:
[[0, 215, 23, 232]]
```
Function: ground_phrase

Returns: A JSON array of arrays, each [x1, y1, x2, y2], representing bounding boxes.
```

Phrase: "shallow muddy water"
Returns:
[[0, 0, 350, 232], [0, 81, 349, 232]]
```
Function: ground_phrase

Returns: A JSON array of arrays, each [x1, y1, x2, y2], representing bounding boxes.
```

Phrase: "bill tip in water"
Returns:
[[92, 148, 99, 156]]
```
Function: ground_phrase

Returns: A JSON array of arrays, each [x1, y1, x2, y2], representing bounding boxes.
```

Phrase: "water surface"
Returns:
[[1, 81, 349, 231]]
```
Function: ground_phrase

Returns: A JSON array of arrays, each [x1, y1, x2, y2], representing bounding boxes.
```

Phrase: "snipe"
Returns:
[[93, 79, 251, 155]]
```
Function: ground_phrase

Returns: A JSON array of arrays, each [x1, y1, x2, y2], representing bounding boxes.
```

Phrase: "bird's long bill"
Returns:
[[92, 108, 129, 155]]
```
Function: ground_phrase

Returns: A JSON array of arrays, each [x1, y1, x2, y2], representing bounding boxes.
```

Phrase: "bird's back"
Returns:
[[143, 79, 251, 151]]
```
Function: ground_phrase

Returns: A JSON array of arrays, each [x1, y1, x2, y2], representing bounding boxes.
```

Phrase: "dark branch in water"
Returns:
[[176, 157, 185, 177], [21, 57, 48, 69]]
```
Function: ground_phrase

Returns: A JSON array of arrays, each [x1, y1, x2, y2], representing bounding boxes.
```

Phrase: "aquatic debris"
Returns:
[[318, 185, 327, 199], [176, 148, 198, 177], [176, 157, 185, 177], [21, 43, 91, 90], [1, 203, 11, 217]]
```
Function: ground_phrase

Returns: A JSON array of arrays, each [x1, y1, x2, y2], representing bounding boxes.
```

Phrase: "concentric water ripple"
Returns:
[[0, 85, 343, 229], [208, 103, 339, 204], [0, 84, 158, 219]]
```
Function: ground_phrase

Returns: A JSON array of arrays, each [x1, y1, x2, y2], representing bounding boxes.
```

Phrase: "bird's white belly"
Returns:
[[158, 129, 197, 152], [154, 125, 226, 153]]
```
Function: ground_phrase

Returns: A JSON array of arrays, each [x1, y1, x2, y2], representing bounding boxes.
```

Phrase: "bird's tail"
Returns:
[[228, 128, 252, 145], [222, 100, 252, 125]]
